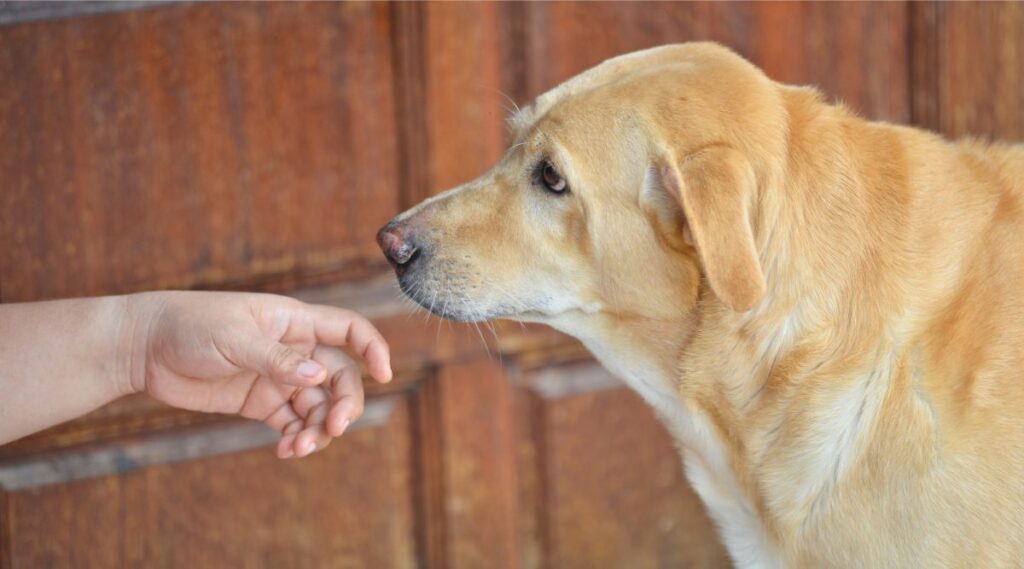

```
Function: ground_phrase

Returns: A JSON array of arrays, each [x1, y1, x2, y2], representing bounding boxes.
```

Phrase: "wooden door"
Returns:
[[3, 2, 1014, 567]]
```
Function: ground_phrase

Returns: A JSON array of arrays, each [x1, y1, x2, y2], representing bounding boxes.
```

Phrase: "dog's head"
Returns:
[[378, 43, 787, 336]]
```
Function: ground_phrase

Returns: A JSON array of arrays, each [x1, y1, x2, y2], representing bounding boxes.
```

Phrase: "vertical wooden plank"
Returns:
[[512, 368, 546, 569], [910, 1, 1024, 140], [391, 1, 430, 211], [935, 2, 1024, 139], [410, 370, 449, 569], [0, 491, 11, 569], [226, 3, 399, 270], [909, 1, 941, 132], [417, 2, 517, 199], [393, 0, 530, 206], [432, 357, 521, 569]]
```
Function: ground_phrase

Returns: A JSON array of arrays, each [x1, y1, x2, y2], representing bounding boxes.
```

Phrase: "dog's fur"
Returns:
[[378, 43, 1024, 567]]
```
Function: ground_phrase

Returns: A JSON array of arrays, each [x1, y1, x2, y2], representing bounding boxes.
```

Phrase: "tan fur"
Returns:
[[381, 43, 1024, 567]]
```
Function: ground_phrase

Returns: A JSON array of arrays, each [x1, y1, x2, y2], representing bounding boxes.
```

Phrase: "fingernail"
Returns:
[[298, 360, 322, 378], [340, 418, 351, 434], [282, 449, 294, 459], [304, 441, 316, 456]]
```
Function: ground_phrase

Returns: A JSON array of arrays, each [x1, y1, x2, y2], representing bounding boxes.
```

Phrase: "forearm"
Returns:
[[0, 295, 140, 445]]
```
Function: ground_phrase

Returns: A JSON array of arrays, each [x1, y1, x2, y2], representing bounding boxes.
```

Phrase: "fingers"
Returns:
[[275, 386, 329, 459], [307, 305, 393, 384], [237, 337, 327, 388], [269, 346, 366, 459], [276, 418, 303, 459], [324, 350, 365, 437], [293, 401, 331, 458]]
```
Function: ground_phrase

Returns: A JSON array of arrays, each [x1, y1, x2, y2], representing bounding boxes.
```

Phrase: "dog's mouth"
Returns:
[[392, 257, 560, 323], [396, 268, 596, 325], [397, 276, 468, 322], [396, 269, 501, 323]]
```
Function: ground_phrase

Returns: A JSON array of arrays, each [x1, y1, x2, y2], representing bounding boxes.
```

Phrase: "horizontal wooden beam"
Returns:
[[0, 1, 177, 26], [0, 396, 398, 491], [289, 272, 411, 321], [526, 361, 623, 400]]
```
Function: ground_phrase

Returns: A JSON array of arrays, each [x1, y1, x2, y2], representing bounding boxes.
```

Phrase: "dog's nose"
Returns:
[[376, 223, 420, 267]]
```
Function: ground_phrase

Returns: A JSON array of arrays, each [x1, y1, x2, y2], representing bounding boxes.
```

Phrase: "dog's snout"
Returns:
[[376, 223, 420, 268]]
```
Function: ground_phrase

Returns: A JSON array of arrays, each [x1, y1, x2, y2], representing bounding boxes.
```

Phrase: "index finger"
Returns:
[[306, 305, 393, 383]]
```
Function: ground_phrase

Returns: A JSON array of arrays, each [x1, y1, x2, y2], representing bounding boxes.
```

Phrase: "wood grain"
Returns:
[[925, 2, 1024, 140], [432, 357, 521, 569], [391, 1, 429, 209], [0, 490, 10, 569], [6, 395, 417, 569], [414, 2, 521, 200], [909, 1, 941, 133], [0, 3, 399, 302], [6, 476, 122, 568], [525, 1, 909, 122]]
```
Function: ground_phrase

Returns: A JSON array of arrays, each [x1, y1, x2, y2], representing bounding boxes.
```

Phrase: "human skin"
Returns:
[[0, 291, 392, 458]]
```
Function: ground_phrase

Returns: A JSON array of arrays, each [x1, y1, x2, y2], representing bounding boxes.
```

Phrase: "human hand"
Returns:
[[125, 291, 392, 458]]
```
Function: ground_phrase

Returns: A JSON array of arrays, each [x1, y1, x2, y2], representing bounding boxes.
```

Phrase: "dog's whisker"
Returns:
[[468, 312, 491, 358], [425, 288, 438, 325], [478, 84, 521, 117], [436, 288, 451, 344]]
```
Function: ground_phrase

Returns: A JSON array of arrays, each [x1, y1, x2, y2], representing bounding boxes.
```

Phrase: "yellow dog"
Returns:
[[378, 43, 1024, 567]]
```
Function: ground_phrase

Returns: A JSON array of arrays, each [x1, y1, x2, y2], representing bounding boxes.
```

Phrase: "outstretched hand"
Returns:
[[128, 291, 392, 458]]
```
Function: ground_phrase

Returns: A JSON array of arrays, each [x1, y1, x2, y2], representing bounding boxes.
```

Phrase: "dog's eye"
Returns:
[[539, 161, 568, 193]]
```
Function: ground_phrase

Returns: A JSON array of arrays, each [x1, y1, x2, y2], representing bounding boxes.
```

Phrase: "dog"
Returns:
[[376, 43, 1024, 567]]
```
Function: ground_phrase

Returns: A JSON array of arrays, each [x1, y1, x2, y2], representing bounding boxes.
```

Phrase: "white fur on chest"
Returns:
[[557, 320, 782, 568]]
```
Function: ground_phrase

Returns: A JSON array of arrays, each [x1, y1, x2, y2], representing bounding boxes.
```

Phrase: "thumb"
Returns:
[[238, 338, 326, 387]]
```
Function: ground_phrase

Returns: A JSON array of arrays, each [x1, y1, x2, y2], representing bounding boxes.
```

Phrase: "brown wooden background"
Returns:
[[0, 2, 1021, 568]]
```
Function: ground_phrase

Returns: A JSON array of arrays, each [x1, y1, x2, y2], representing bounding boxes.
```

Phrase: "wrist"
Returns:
[[119, 291, 172, 396]]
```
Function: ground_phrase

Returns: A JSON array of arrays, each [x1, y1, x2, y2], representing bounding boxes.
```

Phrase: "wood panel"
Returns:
[[6, 476, 121, 569], [5, 396, 417, 569], [525, 1, 909, 122], [1, 490, 10, 569], [0, 2, 399, 302], [397, 2, 525, 203], [912, 2, 1024, 140], [524, 362, 729, 569], [421, 2, 523, 194], [429, 357, 521, 569]]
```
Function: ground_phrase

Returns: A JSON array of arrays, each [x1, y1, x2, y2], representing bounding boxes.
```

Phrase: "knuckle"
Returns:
[[269, 345, 294, 373]]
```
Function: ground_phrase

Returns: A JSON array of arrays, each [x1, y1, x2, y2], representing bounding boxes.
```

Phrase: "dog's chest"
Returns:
[[576, 337, 782, 568], [660, 398, 782, 569]]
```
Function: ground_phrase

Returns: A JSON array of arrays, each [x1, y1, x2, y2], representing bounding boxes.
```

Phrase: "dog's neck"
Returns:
[[545, 311, 693, 417]]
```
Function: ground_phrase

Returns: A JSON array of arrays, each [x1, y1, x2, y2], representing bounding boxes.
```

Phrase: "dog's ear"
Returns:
[[649, 146, 765, 312]]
